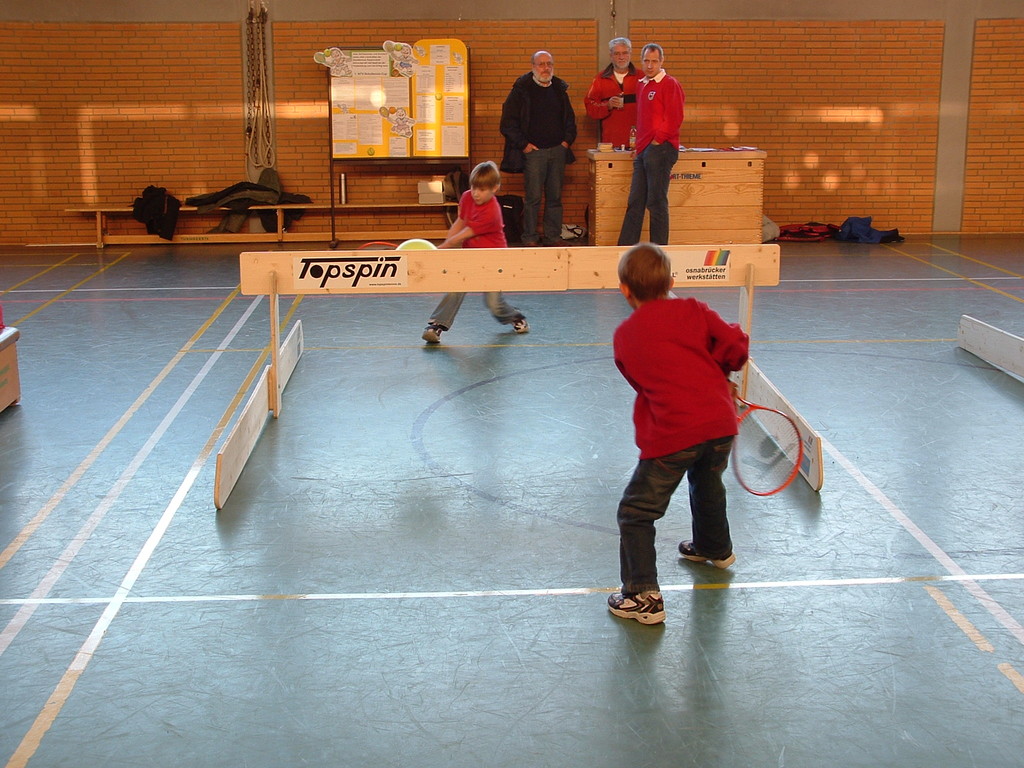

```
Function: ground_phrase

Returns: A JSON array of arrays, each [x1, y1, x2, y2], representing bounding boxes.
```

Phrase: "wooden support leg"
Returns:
[[736, 262, 756, 399], [268, 272, 281, 418]]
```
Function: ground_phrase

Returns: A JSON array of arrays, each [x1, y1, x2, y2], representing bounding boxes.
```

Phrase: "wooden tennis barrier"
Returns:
[[215, 243, 824, 507], [742, 361, 824, 491], [958, 315, 1024, 379]]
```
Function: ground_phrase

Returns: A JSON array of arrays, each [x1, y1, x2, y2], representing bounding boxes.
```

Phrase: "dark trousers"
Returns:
[[617, 436, 734, 595], [617, 142, 678, 246]]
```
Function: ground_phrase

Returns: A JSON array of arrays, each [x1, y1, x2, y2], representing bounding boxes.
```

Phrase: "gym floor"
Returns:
[[1, 235, 1022, 768]]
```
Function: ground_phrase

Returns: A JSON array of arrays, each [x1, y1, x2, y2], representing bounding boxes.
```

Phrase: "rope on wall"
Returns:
[[245, 1, 276, 174]]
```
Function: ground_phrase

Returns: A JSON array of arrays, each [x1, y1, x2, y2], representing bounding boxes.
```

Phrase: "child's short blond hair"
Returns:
[[618, 243, 673, 302], [470, 160, 501, 189]]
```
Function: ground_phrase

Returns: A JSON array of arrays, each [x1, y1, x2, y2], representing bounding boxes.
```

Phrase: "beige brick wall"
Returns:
[[0, 23, 247, 242], [272, 21, 598, 238], [963, 18, 1024, 233], [0, 16, 1020, 245], [632, 20, 944, 232]]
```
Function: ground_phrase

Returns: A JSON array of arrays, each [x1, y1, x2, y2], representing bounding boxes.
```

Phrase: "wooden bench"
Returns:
[[68, 202, 458, 248], [0, 326, 21, 413]]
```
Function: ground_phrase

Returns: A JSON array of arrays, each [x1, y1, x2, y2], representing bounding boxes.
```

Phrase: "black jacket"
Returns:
[[132, 186, 181, 240], [185, 168, 311, 233], [499, 73, 577, 173]]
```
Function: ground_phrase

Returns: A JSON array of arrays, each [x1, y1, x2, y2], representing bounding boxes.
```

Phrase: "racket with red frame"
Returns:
[[732, 393, 803, 496]]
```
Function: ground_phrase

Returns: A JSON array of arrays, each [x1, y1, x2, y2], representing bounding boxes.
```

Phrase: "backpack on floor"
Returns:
[[775, 222, 837, 242], [497, 194, 524, 245], [441, 166, 470, 225], [441, 166, 469, 203]]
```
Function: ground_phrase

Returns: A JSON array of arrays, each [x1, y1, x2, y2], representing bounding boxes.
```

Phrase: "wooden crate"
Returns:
[[0, 327, 21, 413], [588, 149, 765, 246]]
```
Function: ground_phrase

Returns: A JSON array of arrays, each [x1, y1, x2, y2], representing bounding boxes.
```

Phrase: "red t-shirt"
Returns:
[[614, 297, 749, 459], [458, 191, 507, 248]]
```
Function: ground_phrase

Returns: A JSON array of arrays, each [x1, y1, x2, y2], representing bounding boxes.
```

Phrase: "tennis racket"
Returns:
[[732, 394, 803, 496]]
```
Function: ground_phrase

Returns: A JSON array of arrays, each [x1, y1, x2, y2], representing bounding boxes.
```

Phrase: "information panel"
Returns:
[[315, 38, 469, 160]]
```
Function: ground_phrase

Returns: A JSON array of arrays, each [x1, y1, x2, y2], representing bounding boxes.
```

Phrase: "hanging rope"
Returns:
[[245, 2, 276, 171]]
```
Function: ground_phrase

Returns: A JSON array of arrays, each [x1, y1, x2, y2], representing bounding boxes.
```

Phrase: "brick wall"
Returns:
[[631, 20, 944, 232], [963, 18, 1024, 233], [272, 21, 598, 239], [0, 23, 247, 243], [0, 16, 1021, 245]]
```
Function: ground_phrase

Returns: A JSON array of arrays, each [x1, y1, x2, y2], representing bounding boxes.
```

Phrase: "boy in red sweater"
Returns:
[[608, 243, 749, 624], [422, 161, 529, 343]]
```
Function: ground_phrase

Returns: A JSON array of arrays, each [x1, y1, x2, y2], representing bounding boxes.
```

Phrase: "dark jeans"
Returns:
[[522, 145, 567, 244], [617, 142, 678, 246], [617, 436, 734, 595]]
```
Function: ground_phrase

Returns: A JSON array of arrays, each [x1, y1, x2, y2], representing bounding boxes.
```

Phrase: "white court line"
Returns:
[[2, 572, 1023, 607], [0, 297, 263, 658], [4, 299, 269, 768], [3, 286, 239, 293], [822, 436, 1024, 647], [778, 276, 1023, 284]]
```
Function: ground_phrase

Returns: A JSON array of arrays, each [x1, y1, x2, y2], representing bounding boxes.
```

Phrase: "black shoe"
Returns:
[[678, 540, 736, 569], [607, 591, 665, 624]]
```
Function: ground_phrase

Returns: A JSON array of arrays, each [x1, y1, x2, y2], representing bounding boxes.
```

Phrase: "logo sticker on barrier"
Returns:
[[294, 254, 409, 290]]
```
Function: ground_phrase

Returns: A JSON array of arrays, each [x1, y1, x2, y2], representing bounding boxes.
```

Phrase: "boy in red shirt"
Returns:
[[607, 243, 749, 624], [422, 161, 529, 343]]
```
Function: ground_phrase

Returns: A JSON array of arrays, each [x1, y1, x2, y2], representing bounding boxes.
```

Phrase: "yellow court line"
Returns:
[[923, 584, 994, 652], [0, 286, 243, 571], [5, 251, 135, 325], [998, 663, 1024, 695], [4, 294, 306, 768], [885, 242, 1024, 305], [0, 253, 84, 301], [922, 242, 1024, 280]]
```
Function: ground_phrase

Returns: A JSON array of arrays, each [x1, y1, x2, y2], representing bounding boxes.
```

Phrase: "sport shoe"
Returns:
[[607, 591, 665, 625], [422, 323, 446, 343], [678, 540, 736, 569], [512, 317, 529, 334]]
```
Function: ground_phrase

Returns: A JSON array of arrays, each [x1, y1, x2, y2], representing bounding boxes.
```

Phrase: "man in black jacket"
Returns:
[[500, 51, 577, 246]]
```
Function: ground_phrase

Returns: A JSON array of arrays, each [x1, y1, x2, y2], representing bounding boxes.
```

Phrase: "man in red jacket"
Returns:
[[616, 43, 684, 246], [607, 243, 749, 625], [583, 37, 638, 148]]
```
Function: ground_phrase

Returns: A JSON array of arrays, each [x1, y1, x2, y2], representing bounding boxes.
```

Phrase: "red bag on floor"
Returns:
[[775, 223, 837, 242]]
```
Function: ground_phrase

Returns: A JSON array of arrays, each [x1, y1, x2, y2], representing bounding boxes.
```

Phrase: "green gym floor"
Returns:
[[1, 235, 1022, 768]]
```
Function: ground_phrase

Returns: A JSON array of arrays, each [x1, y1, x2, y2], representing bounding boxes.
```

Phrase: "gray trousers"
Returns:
[[428, 292, 522, 330]]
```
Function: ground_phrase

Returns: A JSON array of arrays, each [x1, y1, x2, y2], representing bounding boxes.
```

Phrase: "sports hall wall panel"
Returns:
[[0, 11, 1022, 245], [962, 18, 1024, 233], [270, 21, 599, 239], [631, 19, 944, 233], [0, 23, 246, 244]]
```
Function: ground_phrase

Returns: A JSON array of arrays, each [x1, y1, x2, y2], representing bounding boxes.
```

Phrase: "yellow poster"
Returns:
[[316, 38, 469, 160]]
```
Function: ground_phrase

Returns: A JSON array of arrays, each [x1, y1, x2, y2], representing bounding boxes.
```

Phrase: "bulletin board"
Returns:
[[314, 38, 469, 160]]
